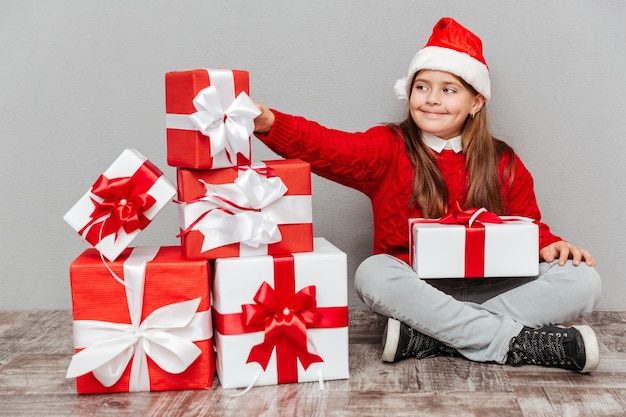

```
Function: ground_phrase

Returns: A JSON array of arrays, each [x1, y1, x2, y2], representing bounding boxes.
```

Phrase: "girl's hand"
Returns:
[[252, 100, 275, 134], [540, 240, 595, 267]]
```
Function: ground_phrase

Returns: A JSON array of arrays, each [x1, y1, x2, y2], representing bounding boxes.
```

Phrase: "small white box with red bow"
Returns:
[[409, 207, 539, 278], [63, 149, 176, 261]]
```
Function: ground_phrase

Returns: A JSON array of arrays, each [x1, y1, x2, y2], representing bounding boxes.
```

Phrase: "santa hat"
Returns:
[[394, 17, 491, 101]]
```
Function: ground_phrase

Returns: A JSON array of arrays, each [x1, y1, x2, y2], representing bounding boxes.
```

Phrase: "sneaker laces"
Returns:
[[508, 327, 572, 367], [402, 326, 452, 359]]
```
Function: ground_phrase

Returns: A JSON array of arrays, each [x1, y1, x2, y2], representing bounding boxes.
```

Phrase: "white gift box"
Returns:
[[409, 215, 539, 279], [212, 238, 350, 390], [64, 149, 176, 261]]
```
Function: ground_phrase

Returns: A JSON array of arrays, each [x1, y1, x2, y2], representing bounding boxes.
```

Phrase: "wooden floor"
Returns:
[[1, 308, 625, 417]]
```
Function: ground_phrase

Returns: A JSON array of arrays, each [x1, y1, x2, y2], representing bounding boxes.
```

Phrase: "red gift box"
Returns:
[[165, 68, 260, 169], [66, 246, 214, 394], [176, 159, 314, 260]]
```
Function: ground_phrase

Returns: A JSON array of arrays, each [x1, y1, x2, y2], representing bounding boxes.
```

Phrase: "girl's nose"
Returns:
[[426, 91, 440, 105]]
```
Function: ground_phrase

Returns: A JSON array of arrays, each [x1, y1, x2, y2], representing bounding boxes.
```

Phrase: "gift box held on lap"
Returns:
[[165, 68, 260, 169], [63, 149, 176, 262], [409, 206, 539, 279], [212, 238, 350, 390], [176, 159, 314, 260], [66, 246, 214, 394]]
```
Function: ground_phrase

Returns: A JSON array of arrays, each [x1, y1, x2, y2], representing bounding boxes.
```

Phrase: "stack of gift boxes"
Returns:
[[63, 68, 350, 394]]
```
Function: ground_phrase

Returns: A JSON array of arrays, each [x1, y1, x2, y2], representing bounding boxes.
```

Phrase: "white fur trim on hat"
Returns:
[[396, 46, 491, 101], [394, 77, 409, 100]]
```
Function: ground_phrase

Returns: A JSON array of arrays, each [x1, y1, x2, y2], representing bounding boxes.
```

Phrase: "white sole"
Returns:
[[573, 325, 600, 373], [381, 318, 401, 362]]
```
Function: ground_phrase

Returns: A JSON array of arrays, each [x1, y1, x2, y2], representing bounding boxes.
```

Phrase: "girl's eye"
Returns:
[[414, 84, 428, 91], [443, 87, 456, 94]]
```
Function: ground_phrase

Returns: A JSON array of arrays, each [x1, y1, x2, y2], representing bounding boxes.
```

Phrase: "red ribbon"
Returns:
[[213, 255, 348, 384], [243, 281, 324, 373], [441, 203, 502, 277], [411, 203, 503, 278], [78, 160, 161, 244], [237, 165, 276, 178], [438, 202, 502, 227]]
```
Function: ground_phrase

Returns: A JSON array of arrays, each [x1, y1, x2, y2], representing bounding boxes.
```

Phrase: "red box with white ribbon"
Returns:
[[212, 238, 350, 390], [409, 206, 539, 278], [165, 68, 260, 169], [176, 159, 314, 260], [66, 246, 214, 394], [63, 149, 176, 262]]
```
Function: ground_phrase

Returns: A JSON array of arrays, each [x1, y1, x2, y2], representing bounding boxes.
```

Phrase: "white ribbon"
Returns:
[[166, 80, 260, 165], [468, 207, 488, 227], [190, 86, 260, 162], [66, 246, 212, 391], [183, 168, 288, 252]]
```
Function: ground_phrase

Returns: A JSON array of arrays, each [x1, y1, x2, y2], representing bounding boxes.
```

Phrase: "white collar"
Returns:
[[423, 133, 463, 153]]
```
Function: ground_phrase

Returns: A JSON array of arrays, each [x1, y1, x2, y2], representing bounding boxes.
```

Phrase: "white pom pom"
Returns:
[[394, 77, 408, 100]]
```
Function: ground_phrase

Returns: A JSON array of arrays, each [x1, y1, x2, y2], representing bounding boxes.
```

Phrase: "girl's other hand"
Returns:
[[252, 100, 275, 134], [540, 240, 595, 267]]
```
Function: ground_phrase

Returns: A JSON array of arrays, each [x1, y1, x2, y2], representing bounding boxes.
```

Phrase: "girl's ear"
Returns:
[[471, 94, 486, 116]]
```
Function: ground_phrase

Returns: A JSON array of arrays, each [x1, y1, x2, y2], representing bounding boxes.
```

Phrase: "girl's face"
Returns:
[[409, 70, 485, 139]]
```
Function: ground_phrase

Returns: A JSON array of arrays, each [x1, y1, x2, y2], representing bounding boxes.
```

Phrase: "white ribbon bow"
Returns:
[[187, 168, 287, 252], [189, 86, 261, 164], [66, 247, 212, 391]]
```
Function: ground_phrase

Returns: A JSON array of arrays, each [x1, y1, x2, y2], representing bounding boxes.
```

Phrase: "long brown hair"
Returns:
[[398, 76, 515, 218]]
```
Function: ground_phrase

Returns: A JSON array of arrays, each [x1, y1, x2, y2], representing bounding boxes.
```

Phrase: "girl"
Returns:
[[253, 17, 601, 372]]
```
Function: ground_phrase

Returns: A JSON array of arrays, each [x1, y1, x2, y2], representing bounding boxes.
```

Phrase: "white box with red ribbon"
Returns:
[[409, 206, 539, 278], [63, 149, 176, 262], [212, 238, 350, 390]]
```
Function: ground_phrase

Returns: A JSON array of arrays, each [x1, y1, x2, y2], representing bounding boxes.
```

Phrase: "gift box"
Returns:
[[165, 68, 260, 169], [177, 159, 314, 260], [63, 149, 176, 262], [409, 206, 539, 278], [66, 246, 214, 394], [212, 238, 350, 390]]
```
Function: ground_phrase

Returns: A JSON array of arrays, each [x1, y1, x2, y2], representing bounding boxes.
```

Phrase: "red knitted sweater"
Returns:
[[257, 110, 561, 263]]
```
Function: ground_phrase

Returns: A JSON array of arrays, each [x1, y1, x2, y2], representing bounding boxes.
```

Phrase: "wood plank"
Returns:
[[345, 342, 418, 391], [415, 356, 513, 392], [0, 353, 75, 395], [514, 386, 626, 417], [324, 391, 524, 417], [505, 352, 626, 389], [347, 308, 385, 344], [509, 387, 558, 417]]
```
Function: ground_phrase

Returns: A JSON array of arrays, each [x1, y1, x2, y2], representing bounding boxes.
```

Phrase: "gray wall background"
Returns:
[[1, 1, 625, 310]]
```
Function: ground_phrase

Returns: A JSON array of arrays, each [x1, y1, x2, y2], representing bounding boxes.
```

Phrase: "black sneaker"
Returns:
[[507, 325, 600, 373], [381, 317, 459, 362]]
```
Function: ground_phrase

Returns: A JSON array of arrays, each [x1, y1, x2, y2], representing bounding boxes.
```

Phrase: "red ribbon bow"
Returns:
[[79, 167, 158, 243], [439, 202, 502, 227], [242, 281, 324, 371]]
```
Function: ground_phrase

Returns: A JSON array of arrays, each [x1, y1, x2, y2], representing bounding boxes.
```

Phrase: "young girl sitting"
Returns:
[[252, 17, 601, 372]]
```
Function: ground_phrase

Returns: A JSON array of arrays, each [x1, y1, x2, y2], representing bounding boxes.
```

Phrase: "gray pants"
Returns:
[[354, 255, 602, 363]]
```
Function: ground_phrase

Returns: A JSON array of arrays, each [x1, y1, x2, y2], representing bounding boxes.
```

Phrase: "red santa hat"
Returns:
[[394, 17, 491, 101]]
